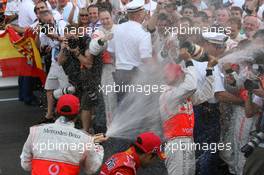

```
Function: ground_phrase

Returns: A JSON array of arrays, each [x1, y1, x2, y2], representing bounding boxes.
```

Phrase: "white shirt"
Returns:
[[258, 4, 264, 20], [40, 20, 67, 63], [223, 0, 244, 8], [4, 0, 20, 16], [18, 0, 37, 27], [193, 60, 225, 104], [193, 1, 208, 11], [57, 2, 79, 23], [108, 21, 152, 70], [144, 0, 157, 15]]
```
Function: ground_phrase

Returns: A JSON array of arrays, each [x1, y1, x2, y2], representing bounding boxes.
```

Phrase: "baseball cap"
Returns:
[[126, 0, 145, 13], [134, 132, 166, 160], [56, 94, 80, 116]]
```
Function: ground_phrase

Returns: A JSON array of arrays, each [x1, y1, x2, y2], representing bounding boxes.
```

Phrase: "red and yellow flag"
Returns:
[[0, 26, 46, 85]]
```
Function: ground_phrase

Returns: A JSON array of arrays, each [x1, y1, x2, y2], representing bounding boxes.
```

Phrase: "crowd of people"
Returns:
[[1, 0, 264, 174]]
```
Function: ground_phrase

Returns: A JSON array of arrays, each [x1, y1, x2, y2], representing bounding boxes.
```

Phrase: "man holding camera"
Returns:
[[58, 24, 104, 133], [37, 10, 72, 123], [241, 66, 264, 175]]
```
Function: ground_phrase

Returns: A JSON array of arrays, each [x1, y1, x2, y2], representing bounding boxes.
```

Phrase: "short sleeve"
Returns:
[[139, 32, 152, 59], [213, 66, 226, 93]]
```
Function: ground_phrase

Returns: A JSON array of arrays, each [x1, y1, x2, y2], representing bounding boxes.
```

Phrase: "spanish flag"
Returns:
[[0, 26, 46, 85]]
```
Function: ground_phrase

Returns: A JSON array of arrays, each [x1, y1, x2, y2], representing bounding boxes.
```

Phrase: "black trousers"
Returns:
[[112, 67, 139, 104]]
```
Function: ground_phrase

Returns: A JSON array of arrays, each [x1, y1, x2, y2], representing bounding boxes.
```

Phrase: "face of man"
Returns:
[[157, 19, 169, 36], [231, 10, 242, 19], [243, 16, 260, 38], [58, 0, 68, 8], [203, 42, 226, 57], [36, 2, 48, 18], [48, 0, 57, 9], [88, 7, 99, 24], [41, 12, 54, 25], [99, 11, 113, 30], [228, 23, 240, 39], [182, 8, 194, 18], [216, 9, 230, 25], [203, 10, 213, 24], [79, 11, 89, 26]]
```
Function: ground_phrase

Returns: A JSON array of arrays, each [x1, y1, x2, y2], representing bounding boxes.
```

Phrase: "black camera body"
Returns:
[[244, 79, 259, 91], [241, 110, 264, 158], [68, 37, 79, 50], [39, 23, 50, 35]]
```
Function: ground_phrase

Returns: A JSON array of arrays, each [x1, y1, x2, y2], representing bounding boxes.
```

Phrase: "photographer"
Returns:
[[58, 24, 103, 133], [242, 78, 264, 175], [38, 10, 72, 123]]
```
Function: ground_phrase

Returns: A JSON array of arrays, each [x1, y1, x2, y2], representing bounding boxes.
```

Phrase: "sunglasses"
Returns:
[[80, 14, 89, 17], [37, 6, 46, 10]]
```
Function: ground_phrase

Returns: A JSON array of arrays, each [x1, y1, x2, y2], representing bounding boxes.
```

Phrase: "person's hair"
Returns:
[[58, 106, 78, 120], [253, 29, 264, 39], [97, 1, 112, 12], [157, 13, 172, 24], [216, 7, 231, 17], [98, 8, 112, 16], [243, 15, 260, 26], [227, 17, 242, 29], [34, 1, 48, 14], [64, 24, 78, 34], [78, 8, 89, 26], [87, 4, 98, 11], [181, 4, 198, 16], [197, 11, 208, 22], [179, 17, 193, 26], [231, 6, 243, 16]]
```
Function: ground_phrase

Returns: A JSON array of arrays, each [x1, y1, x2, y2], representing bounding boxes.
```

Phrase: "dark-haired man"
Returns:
[[99, 132, 165, 175]]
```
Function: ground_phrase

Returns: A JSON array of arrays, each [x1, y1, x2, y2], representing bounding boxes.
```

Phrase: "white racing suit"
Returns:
[[233, 106, 257, 175], [95, 24, 117, 128], [220, 80, 257, 175], [20, 116, 104, 175], [160, 63, 215, 175]]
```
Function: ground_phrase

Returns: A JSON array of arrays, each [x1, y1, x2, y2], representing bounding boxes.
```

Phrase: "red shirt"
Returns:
[[99, 146, 141, 175]]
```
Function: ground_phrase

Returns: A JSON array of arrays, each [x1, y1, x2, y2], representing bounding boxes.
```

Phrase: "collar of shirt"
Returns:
[[125, 146, 141, 170], [55, 116, 75, 127]]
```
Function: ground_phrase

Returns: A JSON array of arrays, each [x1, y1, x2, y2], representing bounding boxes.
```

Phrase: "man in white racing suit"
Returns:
[[160, 49, 217, 175], [20, 94, 107, 175]]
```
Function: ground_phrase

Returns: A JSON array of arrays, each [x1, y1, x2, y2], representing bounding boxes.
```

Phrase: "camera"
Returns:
[[67, 36, 79, 49], [241, 131, 264, 157], [241, 112, 264, 158], [39, 22, 50, 35], [53, 86, 76, 100], [244, 79, 259, 91], [180, 41, 209, 62], [253, 64, 264, 75]]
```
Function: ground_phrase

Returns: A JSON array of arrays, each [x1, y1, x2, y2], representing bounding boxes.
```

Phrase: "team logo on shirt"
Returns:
[[106, 157, 116, 170], [48, 164, 60, 175]]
